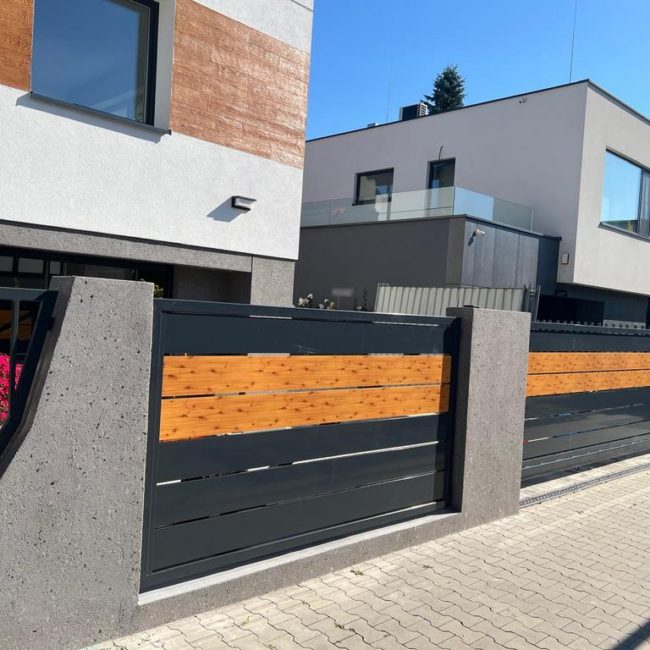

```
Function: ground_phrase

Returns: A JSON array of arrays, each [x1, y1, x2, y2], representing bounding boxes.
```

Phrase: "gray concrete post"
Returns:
[[0, 277, 153, 650], [446, 307, 531, 522]]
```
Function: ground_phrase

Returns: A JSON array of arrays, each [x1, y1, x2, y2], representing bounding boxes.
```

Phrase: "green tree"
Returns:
[[423, 65, 465, 114]]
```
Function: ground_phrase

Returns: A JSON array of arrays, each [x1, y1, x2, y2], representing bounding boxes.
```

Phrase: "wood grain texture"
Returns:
[[162, 354, 451, 397], [171, 0, 310, 168], [528, 352, 650, 375], [0, 0, 33, 90], [160, 384, 450, 441], [527, 369, 650, 397]]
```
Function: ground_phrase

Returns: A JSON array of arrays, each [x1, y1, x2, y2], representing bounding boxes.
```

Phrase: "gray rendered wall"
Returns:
[[0, 277, 153, 650]]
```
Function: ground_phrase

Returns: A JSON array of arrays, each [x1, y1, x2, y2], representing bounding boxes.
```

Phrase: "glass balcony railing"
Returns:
[[301, 187, 534, 231]]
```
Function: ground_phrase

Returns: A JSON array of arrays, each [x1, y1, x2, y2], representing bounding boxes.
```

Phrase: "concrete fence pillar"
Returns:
[[0, 277, 153, 650], [446, 307, 531, 523]]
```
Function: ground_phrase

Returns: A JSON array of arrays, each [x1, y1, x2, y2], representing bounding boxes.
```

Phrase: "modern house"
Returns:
[[296, 80, 650, 327], [0, 0, 313, 304]]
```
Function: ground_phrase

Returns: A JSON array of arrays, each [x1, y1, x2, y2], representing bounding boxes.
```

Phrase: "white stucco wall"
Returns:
[[573, 87, 650, 296], [0, 85, 304, 261], [303, 83, 589, 284]]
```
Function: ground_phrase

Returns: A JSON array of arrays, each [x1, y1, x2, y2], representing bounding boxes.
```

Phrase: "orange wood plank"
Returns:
[[528, 352, 650, 375], [0, 0, 33, 90], [162, 354, 451, 397], [160, 384, 450, 442], [527, 369, 650, 397]]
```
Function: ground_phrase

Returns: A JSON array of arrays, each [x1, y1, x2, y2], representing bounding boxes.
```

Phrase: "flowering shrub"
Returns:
[[0, 354, 22, 424]]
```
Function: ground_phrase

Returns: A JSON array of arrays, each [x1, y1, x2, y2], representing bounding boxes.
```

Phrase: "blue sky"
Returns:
[[306, 0, 650, 139]]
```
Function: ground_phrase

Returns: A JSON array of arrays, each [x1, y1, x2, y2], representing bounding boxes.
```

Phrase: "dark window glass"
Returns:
[[355, 169, 394, 205], [428, 159, 455, 189], [601, 152, 643, 234], [32, 0, 158, 124], [17, 259, 45, 275]]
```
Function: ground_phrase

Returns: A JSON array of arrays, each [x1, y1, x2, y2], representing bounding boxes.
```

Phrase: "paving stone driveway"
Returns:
[[94, 464, 650, 650]]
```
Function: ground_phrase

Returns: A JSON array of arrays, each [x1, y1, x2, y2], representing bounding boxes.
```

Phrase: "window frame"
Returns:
[[427, 158, 456, 190], [600, 149, 650, 239], [353, 168, 395, 206], [31, 0, 160, 127]]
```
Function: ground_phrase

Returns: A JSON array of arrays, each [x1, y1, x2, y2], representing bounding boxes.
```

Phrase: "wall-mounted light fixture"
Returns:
[[231, 196, 256, 211], [561, 252, 570, 265]]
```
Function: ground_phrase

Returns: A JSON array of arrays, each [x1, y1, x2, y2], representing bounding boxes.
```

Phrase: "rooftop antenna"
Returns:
[[385, 56, 394, 122], [569, 0, 578, 82]]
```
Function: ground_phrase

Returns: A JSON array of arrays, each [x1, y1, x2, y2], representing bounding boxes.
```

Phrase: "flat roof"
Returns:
[[308, 79, 650, 143]]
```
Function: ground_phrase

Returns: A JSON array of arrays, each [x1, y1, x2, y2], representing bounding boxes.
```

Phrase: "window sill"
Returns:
[[29, 92, 171, 136], [599, 223, 650, 242]]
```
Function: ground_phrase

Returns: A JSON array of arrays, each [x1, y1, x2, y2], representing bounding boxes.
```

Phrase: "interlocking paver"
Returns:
[[93, 458, 650, 650]]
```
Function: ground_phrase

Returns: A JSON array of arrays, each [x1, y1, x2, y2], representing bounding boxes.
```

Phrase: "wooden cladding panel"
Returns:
[[162, 354, 451, 397], [171, 0, 310, 168], [527, 352, 650, 397], [529, 352, 650, 375], [527, 370, 650, 398], [0, 0, 33, 90], [160, 384, 449, 442]]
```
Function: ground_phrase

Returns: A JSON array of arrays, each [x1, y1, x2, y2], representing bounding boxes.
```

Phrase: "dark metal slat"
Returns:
[[142, 500, 446, 591], [530, 329, 650, 352], [156, 414, 449, 482], [522, 434, 650, 483], [524, 418, 650, 460], [525, 387, 650, 420], [524, 402, 650, 441], [154, 444, 446, 527], [150, 472, 446, 571], [161, 313, 457, 355]]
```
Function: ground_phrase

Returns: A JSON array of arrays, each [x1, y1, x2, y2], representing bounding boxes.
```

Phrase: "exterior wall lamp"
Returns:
[[231, 196, 256, 211]]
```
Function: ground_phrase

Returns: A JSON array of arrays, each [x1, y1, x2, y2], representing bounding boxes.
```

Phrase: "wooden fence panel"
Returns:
[[523, 324, 650, 484]]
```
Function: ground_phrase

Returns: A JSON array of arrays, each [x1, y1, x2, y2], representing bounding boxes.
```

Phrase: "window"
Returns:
[[354, 169, 394, 205], [428, 159, 455, 189], [601, 151, 650, 237], [32, 0, 159, 125]]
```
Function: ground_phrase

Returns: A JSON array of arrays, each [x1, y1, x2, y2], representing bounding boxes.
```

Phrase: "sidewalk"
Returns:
[[94, 458, 650, 650]]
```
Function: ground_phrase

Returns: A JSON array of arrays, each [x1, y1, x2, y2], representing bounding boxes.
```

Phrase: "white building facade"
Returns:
[[0, 0, 313, 303], [301, 81, 650, 325]]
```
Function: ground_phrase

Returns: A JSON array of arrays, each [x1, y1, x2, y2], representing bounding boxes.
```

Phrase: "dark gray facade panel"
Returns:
[[463, 221, 496, 286], [296, 217, 559, 311], [445, 218, 466, 285], [492, 228, 519, 288], [295, 220, 452, 309], [514, 235, 540, 289]]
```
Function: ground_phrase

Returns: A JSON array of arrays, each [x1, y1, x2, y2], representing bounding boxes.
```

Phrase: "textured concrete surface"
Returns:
[[448, 307, 530, 520], [93, 465, 650, 650], [0, 277, 154, 650], [0, 218, 253, 273], [250, 257, 296, 306]]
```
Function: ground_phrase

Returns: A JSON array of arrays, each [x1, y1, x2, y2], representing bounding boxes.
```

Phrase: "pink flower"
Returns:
[[0, 354, 23, 424]]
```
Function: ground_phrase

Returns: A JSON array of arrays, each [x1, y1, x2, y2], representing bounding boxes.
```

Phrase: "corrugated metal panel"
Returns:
[[375, 285, 528, 316]]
